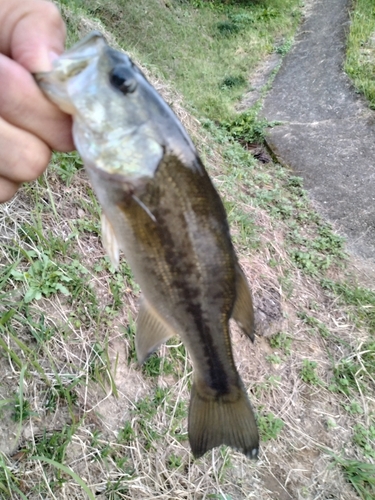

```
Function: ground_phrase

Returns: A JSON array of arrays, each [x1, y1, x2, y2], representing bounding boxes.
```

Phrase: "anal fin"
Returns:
[[101, 213, 120, 269], [188, 379, 259, 459], [136, 297, 176, 364], [232, 265, 255, 341]]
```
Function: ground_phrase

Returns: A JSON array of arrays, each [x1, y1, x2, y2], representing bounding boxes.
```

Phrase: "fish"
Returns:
[[35, 31, 259, 459]]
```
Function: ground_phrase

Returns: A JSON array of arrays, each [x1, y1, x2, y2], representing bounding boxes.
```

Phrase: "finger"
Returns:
[[0, 54, 74, 152], [0, 177, 20, 203], [0, 0, 66, 72], [0, 116, 51, 184]]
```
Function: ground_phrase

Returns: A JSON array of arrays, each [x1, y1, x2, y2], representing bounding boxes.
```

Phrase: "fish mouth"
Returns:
[[66, 31, 106, 53], [35, 31, 106, 83], [34, 31, 108, 114]]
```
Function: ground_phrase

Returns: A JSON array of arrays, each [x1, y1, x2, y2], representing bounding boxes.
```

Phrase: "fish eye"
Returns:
[[109, 65, 137, 94]]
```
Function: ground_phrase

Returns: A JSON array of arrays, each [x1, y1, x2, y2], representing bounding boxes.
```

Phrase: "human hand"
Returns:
[[0, 0, 74, 202]]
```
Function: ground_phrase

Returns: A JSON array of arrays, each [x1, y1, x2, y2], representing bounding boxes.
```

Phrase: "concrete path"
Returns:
[[261, 0, 375, 262]]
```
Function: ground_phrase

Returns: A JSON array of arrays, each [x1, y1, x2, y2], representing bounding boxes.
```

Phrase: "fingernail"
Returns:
[[33, 50, 61, 72], [49, 51, 60, 63]]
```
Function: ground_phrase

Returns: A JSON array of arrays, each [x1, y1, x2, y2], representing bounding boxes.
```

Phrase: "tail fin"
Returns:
[[188, 380, 259, 459]]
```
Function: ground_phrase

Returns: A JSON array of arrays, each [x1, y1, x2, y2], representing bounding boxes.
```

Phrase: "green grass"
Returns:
[[50, 151, 84, 186], [0, 453, 29, 500], [65, 0, 301, 121], [335, 457, 375, 500], [321, 279, 375, 334], [346, 0, 375, 108]]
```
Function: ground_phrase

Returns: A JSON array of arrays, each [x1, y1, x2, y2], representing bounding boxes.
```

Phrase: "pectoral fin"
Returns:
[[136, 297, 175, 364], [188, 378, 259, 459], [232, 265, 255, 341], [101, 213, 120, 268]]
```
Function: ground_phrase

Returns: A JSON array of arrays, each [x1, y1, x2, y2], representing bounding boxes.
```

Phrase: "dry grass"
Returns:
[[0, 6, 374, 500]]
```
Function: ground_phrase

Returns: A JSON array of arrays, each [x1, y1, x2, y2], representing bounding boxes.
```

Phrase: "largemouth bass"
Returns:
[[35, 32, 259, 459]]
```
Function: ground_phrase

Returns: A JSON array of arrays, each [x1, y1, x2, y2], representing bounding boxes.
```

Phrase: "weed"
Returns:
[[172, 399, 188, 420], [74, 217, 101, 236], [334, 456, 375, 500], [22, 308, 56, 344], [258, 7, 278, 21], [257, 411, 284, 441], [121, 317, 138, 365], [312, 226, 345, 255], [142, 353, 174, 377], [291, 249, 331, 275], [167, 453, 183, 469], [330, 359, 362, 396], [326, 340, 375, 400], [229, 12, 254, 25], [327, 418, 337, 430], [321, 279, 375, 334], [298, 312, 331, 339], [51, 151, 83, 186], [65, 265, 100, 328], [132, 388, 171, 449], [107, 273, 129, 312], [266, 354, 282, 364], [135, 393, 160, 420], [254, 375, 281, 397], [91, 430, 112, 460], [11, 392, 33, 423], [114, 455, 132, 473], [343, 400, 364, 415], [88, 342, 106, 380], [31, 426, 74, 465], [166, 340, 187, 372], [104, 480, 130, 497], [353, 423, 375, 459], [30, 456, 96, 500], [224, 200, 259, 250], [118, 421, 135, 444], [11, 254, 72, 303], [269, 332, 292, 355], [0, 453, 27, 499], [154, 386, 169, 406], [17, 222, 47, 248], [278, 272, 294, 298], [286, 175, 304, 192], [222, 110, 271, 145], [220, 75, 247, 89], [216, 12, 255, 37], [275, 38, 293, 55], [300, 359, 321, 385], [44, 381, 79, 413], [216, 20, 241, 37]]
